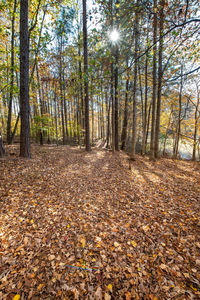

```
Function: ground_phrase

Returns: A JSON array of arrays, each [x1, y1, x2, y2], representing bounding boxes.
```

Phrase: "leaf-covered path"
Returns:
[[0, 145, 200, 299]]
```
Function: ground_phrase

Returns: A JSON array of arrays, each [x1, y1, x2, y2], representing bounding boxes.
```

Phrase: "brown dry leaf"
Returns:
[[48, 255, 55, 261], [104, 293, 111, 300], [80, 237, 86, 248], [95, 286, 102, 299], [125, 292, 132, 300], [1, 145, 200, 299], [37, 283, 45, 291], [23, 236, 29, 245], [131, 240, 137, 247], [107, 284, 112, 292], [13, 295, 20, 300]]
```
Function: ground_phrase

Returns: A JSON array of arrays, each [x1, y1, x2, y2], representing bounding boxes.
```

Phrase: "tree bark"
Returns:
[[7, 0, 17, 144], [155, 0, 164, 158], [83, 0, 90, 151], [150, 0, 158, 160], [114, 46, 119, 150], [192, 86, 199, 161], [121, 61, 129, 150], [20, 0, 30, 158], [130, 0, 139, 160], [0, 130, 5, 157], [111, 62, 115, 153], [163, 107, 173, 156], [174, 65, 183, 158], [106, 88, 111, 148]]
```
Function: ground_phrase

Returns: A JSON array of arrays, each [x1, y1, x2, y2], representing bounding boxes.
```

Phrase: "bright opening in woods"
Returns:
[[0, 0, 200, 299], [109, 29, 120, 42]]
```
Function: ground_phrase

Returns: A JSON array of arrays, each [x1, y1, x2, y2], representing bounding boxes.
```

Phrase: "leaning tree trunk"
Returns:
[[83, 0, 90, 151], [20, 0, 30, 158]]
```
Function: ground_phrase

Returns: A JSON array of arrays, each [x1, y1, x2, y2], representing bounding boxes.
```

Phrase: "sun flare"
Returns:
[[110, 29, 120, 42]]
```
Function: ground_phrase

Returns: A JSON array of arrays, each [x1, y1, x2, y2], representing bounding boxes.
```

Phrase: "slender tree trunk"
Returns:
[[114, 0, 119, 150], [150, 0, 158, 160], [78, 33, 84, 130], [106, 89, 111, 148], [130, 0, 139, 160], [163, 107, 172, 156], [145, 102, 152, 152], [154, 0, 164, 158], [7, 0, 17, 144], [20, 0, 30, 158], [101, 85, 105, 140], [111, 62, 115, 153], [59, 37, 66, 145], [121, 62, 129, 150], [11, 112, 20, 142], [91, 95, 94, 144], [114, 47, 119, 150], [83, 0, 90, 151], [142, 23, 149, 155], [192, 89, 199, 161], [174, 65, 183, 158], [63, 74, 69, 139], [0, 130, 5, 157], [29, 8, 46, 84]]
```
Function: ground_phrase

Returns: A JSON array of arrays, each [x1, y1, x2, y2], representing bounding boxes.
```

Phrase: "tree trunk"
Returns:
[[154, 0, 164, 158], [142, 22, 149, 155], [130, 0, 139, 160], [63, 74, 69, 139], [192, 87, 199, 161], [111, 62, 115, 153], [145, 102, 152, 152], [150, 0, 158, 160], [20, 0, 30, 158], [106, 89, 111, 148], [114, 47, 119, 150], [83, 0, 90, 151], [59, 37, 66, 145], [163, 107, 173, 156], [0, 130, 5, 157], [174, 65, 183, 158], [121, 62, 129, 150], [7, 0, 17, 144]]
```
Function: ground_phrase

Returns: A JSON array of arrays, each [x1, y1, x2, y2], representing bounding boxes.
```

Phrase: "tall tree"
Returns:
[[154, 0, 164, 158], [83, 0, 90, 151], [192, 82, 200, 161], [0, 130, 5, 157], [114, 0, 120, 151], [130, 0, 139, 160], [20, 0, 30, 157], [150, 0, 158, 160], [121, 59, 129, 150], [7, 0, 17, 144]]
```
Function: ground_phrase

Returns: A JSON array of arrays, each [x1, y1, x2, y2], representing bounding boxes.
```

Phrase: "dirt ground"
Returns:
[[0, 144, 200, 299]]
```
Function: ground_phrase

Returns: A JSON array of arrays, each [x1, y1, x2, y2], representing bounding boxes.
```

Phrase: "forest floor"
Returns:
[[0, 144, 200, 300]]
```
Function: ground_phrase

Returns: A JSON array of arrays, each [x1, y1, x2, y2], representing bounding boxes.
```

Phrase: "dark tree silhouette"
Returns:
[[20, 0, 30, 157]]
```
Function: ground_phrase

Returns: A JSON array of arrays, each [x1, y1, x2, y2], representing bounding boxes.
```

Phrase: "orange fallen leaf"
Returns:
[[13, 296, 20, 300]]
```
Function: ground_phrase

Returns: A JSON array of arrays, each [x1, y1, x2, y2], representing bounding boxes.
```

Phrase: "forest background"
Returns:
[[0, 0, 200, 160]]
